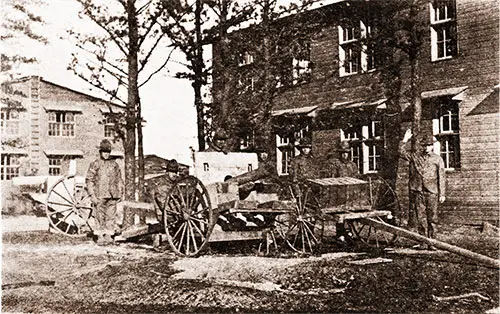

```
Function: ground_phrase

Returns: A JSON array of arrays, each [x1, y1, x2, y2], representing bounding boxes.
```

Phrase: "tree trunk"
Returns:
[[125, 0, 139, 201], [194, 0, 205, 151], [137, 94, 145, 202], [261, 0, 274, 156]]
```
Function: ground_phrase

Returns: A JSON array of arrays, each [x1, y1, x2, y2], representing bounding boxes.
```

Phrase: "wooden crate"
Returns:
[[307, 177, 371, 212]]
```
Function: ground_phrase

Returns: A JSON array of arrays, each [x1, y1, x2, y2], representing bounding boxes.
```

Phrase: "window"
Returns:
[[292, 42, 312, 85], [433, 99, 460, 169], [1, 154, 21, 180], [48, 111, 75, 137], [238, 51, 254, 67], [338, 20, 375, 77], [276, 134, 293, 175], [48, 156, 63, 176], [341, 120, 384, 173], [430, 0, 457, 61], [275, 125, 311, 176], [1, 109, 20, 135], [104, 115, 115, 138]]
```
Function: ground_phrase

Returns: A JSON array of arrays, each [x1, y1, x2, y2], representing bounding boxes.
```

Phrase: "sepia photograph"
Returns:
[[1, 0, 499, 313]]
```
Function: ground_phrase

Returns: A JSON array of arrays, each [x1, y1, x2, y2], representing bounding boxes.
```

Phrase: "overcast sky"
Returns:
[[11, 0, 198, 164]]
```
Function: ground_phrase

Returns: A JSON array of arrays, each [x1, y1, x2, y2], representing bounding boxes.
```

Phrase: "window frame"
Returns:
[[103, 115, 115, 138], [338, 20, 376, 77], [48, 110, 76, 137], [1, 153, 22, 180], [1, 109, 20, 136], [48, 155, 63, 176], [432, 98, 461, 170], [430, 0, 457, 61], [341, 120, 384, 174]]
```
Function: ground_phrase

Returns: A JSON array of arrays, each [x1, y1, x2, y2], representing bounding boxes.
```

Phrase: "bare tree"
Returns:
[[68, 0, 174, 200]]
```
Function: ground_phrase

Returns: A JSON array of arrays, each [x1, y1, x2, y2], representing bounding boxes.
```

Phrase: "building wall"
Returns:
[[3, 77, 124, 180], [212, 0, 499, 225]]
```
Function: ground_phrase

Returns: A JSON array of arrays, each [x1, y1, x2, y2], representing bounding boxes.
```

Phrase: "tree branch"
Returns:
[[139, 47, 175, 88]]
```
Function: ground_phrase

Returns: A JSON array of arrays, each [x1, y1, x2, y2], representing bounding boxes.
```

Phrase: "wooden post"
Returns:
[[362, 217, 500, 269]]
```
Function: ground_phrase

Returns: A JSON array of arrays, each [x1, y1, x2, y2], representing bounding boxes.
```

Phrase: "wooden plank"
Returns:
[[208, 229, 265, 242], [217, 200, 258, 213], [227, 208, 290, 214], [332, 210, 391, 224]]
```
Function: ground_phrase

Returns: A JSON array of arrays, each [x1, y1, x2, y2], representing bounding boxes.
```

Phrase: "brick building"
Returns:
[[212, 0, 499, 225], [1, 76, 124, 211]]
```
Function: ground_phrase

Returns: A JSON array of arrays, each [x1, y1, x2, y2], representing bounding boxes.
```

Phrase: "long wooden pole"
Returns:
[[361, 217, 500, 269]]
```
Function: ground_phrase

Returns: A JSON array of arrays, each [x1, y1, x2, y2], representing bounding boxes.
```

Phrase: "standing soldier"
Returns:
[[400, 129, 446, 244], [327, 141, 360, 178], [289, 137, 318, 182], [326, 141, 361, 242], [86, 139, 124, 245]]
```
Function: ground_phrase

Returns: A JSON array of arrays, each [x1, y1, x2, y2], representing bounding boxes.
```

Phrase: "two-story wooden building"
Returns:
[[1, 76, 124, 212], [211, 0, 499, 226]]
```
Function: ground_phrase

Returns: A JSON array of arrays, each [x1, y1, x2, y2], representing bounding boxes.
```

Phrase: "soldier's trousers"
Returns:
[[412, 191, 439, 239], [94, 198, 119, 236]]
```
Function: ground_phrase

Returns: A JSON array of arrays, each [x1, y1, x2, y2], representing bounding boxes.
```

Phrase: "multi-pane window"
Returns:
[[341, 120, 384, 173], [1, 154, 21, 180], [1, 109, 20, 135], [48, 156, 63, 176], [292, 41, 311, 85], [338, 20, 375, 77], [48, 111, 75, 137], [276, 134, 293, 175], [275, 125, 311, 176], [430, 0, 457, 61], [433, 99, 460, 169], [104, 115, 115, 138]]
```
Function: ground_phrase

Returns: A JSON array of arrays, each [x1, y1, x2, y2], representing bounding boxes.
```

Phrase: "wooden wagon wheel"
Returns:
[[45, 175, 94, 237], [161, 175, 215, 256], [275, 182, 324, 254], [346, 176, 400, 248]]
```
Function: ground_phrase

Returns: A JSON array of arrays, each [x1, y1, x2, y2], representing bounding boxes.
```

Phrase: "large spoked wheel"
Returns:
[[45, 175, 94, 237], [161, 175, 215, 256], [275, 183, 324, 254], [347, 176, 400, 247]]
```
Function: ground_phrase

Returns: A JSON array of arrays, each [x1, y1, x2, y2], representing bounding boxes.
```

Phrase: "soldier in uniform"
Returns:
[[326, 141, 361, 243], [289, 137, 318, 182], [400, 129, 446, 243], [86, 139, 124, 245], [144, 159, 180, 215], [206, 128, 229, 154], [327, 141, 360, 178]]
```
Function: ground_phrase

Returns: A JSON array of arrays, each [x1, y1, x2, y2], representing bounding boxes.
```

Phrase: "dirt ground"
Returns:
[[2, 224, 499, 314]]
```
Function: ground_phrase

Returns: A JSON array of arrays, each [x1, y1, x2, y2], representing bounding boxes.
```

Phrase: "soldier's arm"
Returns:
[[115, 162, 124, 199], [86, 161, 98, 203], [437, 156, 446, 202]]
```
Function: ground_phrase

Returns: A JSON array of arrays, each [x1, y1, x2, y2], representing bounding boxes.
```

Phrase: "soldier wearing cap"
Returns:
[[145, 159, 180, 219], [206, 128, 229, 154], [86, 139, 124, 245], [289, 137, 319, 182], [327, 141, 360, 178], [400, 129, 446, 241]]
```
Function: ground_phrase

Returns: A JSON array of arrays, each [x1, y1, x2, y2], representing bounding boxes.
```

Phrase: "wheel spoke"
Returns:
[[188, 221, 199, 252], [61, 180, 75, 204], [190, 220, 207, 242], [175, 223, 187, 251], [47, 201, 74, 208], [190, 217, 209, 225], [175, 185, 188, 209], [51, 189, 74, 206]]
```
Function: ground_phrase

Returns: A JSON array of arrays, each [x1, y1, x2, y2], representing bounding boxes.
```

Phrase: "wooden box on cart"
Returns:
[[307, 177, 371, 212]]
